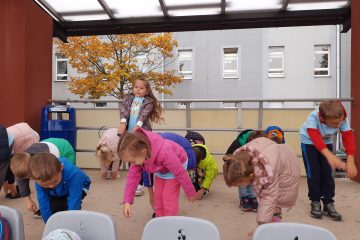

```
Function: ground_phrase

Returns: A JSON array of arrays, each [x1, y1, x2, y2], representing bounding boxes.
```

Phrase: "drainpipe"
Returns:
[[336, 25, 341, 151]]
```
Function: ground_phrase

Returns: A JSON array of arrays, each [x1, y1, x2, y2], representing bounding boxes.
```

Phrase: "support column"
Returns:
[[0, 0, 52, 131], [351, 2, 360, 182]]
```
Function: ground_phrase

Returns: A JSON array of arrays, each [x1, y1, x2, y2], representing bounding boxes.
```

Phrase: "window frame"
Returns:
[[314, 44, 331, 77], [268, 46, 285, 78], [178, 49, 193, 80], [55, 53, 68, 82], [222, 47, 239, 79]]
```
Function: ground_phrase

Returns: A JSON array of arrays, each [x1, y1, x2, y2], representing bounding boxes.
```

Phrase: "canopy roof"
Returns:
[[33, 0, 351, 42]]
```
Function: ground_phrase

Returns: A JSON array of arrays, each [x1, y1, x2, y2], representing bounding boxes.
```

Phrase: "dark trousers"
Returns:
[[301, 143, 335, 204], [50, 191, 87, 214], [0, 160, 10, 191]]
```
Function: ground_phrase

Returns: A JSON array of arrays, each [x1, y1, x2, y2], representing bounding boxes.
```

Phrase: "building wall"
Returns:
[[51, 26, 350, 110], [165, 29, 264, 108], [265, 26, 337, 102]]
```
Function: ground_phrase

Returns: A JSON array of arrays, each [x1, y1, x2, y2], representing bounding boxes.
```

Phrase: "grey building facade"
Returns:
[[52, 25, 351, 109]]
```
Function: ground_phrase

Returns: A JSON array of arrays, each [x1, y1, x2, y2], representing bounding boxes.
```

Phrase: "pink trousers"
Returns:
[[154, 175, 181, 217]]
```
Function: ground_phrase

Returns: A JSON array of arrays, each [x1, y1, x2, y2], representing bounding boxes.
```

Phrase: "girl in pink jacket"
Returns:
[[223, 137, 300, 231], [118, 128, 196, 218]]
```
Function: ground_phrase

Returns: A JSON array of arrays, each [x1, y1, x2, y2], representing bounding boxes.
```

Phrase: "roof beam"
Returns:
[[97, 0, 116, 19], [53, 20, 68, 43], [57, 8, 350, 37], [33, 0, 64, 22], [159, 0, 169, 17], [221, 0, 226, 15], [282, 0, 291, 12]]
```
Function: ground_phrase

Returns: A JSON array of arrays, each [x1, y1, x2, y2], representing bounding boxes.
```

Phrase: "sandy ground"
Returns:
[[1, 169, 360, 240]]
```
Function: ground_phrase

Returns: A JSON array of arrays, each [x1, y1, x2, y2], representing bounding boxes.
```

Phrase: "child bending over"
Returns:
[[96, 128, 122, 180], [29, 153, 91, 223], [119, 129, 196, 218], [192, 144, 218, 199], [225, 130, 265, 211], [223, 137, 300, 236], [300, 100, 357, 221]]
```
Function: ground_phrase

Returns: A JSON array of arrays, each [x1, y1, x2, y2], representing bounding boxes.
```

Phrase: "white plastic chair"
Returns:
[[252, 222, 336, 240], [141, 216, 221, 240], [0, 205, 25, 240], [42, 210, 118, 240]]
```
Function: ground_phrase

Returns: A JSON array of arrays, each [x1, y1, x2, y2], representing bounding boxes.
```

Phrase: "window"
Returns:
[[223, 48, 238, 78], [221, 102, 237, 108], [177, 102, 193, 109], [314, 45, 330, 76], [56, 54, 68, 81], [178, 50, 193, 79], [95, 102, 107, 108], [268, 46, 284, 77]]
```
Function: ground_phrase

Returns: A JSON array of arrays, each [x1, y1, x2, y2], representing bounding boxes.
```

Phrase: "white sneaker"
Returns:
[[135, 185, 144, 196]]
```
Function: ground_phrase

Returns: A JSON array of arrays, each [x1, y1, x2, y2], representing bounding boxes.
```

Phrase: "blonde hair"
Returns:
[[223, 151, 254, 186], [29, 153, 61, 181], [319, 100, 344, 120], [117, 132, 151, 160], [10, 153, 31, 179], [135, 79, 164, 123], [95, 144, 114, 163]]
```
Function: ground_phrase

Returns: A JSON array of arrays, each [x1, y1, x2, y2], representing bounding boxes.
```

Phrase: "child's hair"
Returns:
[[223, 151, 254, 186], [136, 78, 164, 123], [95, 144, 114, 163], [29, 153, 61, 181], [247, 130, 266, 142], [10, 153, 32, 179], [193, 146, 206, 164], [117, 132, 151, 159], [319, 100, 344, 120]]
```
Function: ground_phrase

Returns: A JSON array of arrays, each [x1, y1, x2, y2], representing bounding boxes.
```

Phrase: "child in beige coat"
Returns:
[[223, 137, 300, 237]]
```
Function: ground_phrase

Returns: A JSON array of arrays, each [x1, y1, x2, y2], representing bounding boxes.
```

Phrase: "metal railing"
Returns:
[[49, 97, 353, 156]]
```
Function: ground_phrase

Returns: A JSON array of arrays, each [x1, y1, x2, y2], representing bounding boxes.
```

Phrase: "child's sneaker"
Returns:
[[239, 197, 252, 211], [323, 203, 342, 221], [135, 185, 144, 196], [202, 189, 209, 197], [33, 209, 42, 219], [272, 212, 282, 222], [310, 201, 322, 219], [249, 197, 258, 212]]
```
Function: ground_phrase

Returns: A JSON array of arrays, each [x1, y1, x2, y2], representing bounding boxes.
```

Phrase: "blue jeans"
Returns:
[[238, 184, 256, 198]]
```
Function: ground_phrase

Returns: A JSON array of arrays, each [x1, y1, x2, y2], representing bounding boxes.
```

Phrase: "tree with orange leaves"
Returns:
[[55, 34, 182, 99]]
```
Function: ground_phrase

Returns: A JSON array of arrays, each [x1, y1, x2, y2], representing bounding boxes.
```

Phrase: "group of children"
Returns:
[[0, 77, 357, 239]]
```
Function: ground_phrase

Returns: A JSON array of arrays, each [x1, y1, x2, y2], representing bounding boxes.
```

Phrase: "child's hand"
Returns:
[[187, 196, 196, 202], [133, 125, 141, 132], [327, 154, 344, 169], [346, 155, 358, 178], [24, 196, 38, 213], [118, 123, 126, 135], [195, 188, 205, 200], [123, 203, 132, 218]]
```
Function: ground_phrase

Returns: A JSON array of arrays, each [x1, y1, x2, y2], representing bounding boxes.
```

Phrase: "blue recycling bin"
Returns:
[[40, 105, 77, 151]]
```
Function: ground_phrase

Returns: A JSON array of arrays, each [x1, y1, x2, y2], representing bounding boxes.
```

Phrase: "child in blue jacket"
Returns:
[[29, 153, 91, 223]]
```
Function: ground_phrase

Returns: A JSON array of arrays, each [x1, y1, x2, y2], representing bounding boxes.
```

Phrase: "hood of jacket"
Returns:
[[236, 129, 253, 146]]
